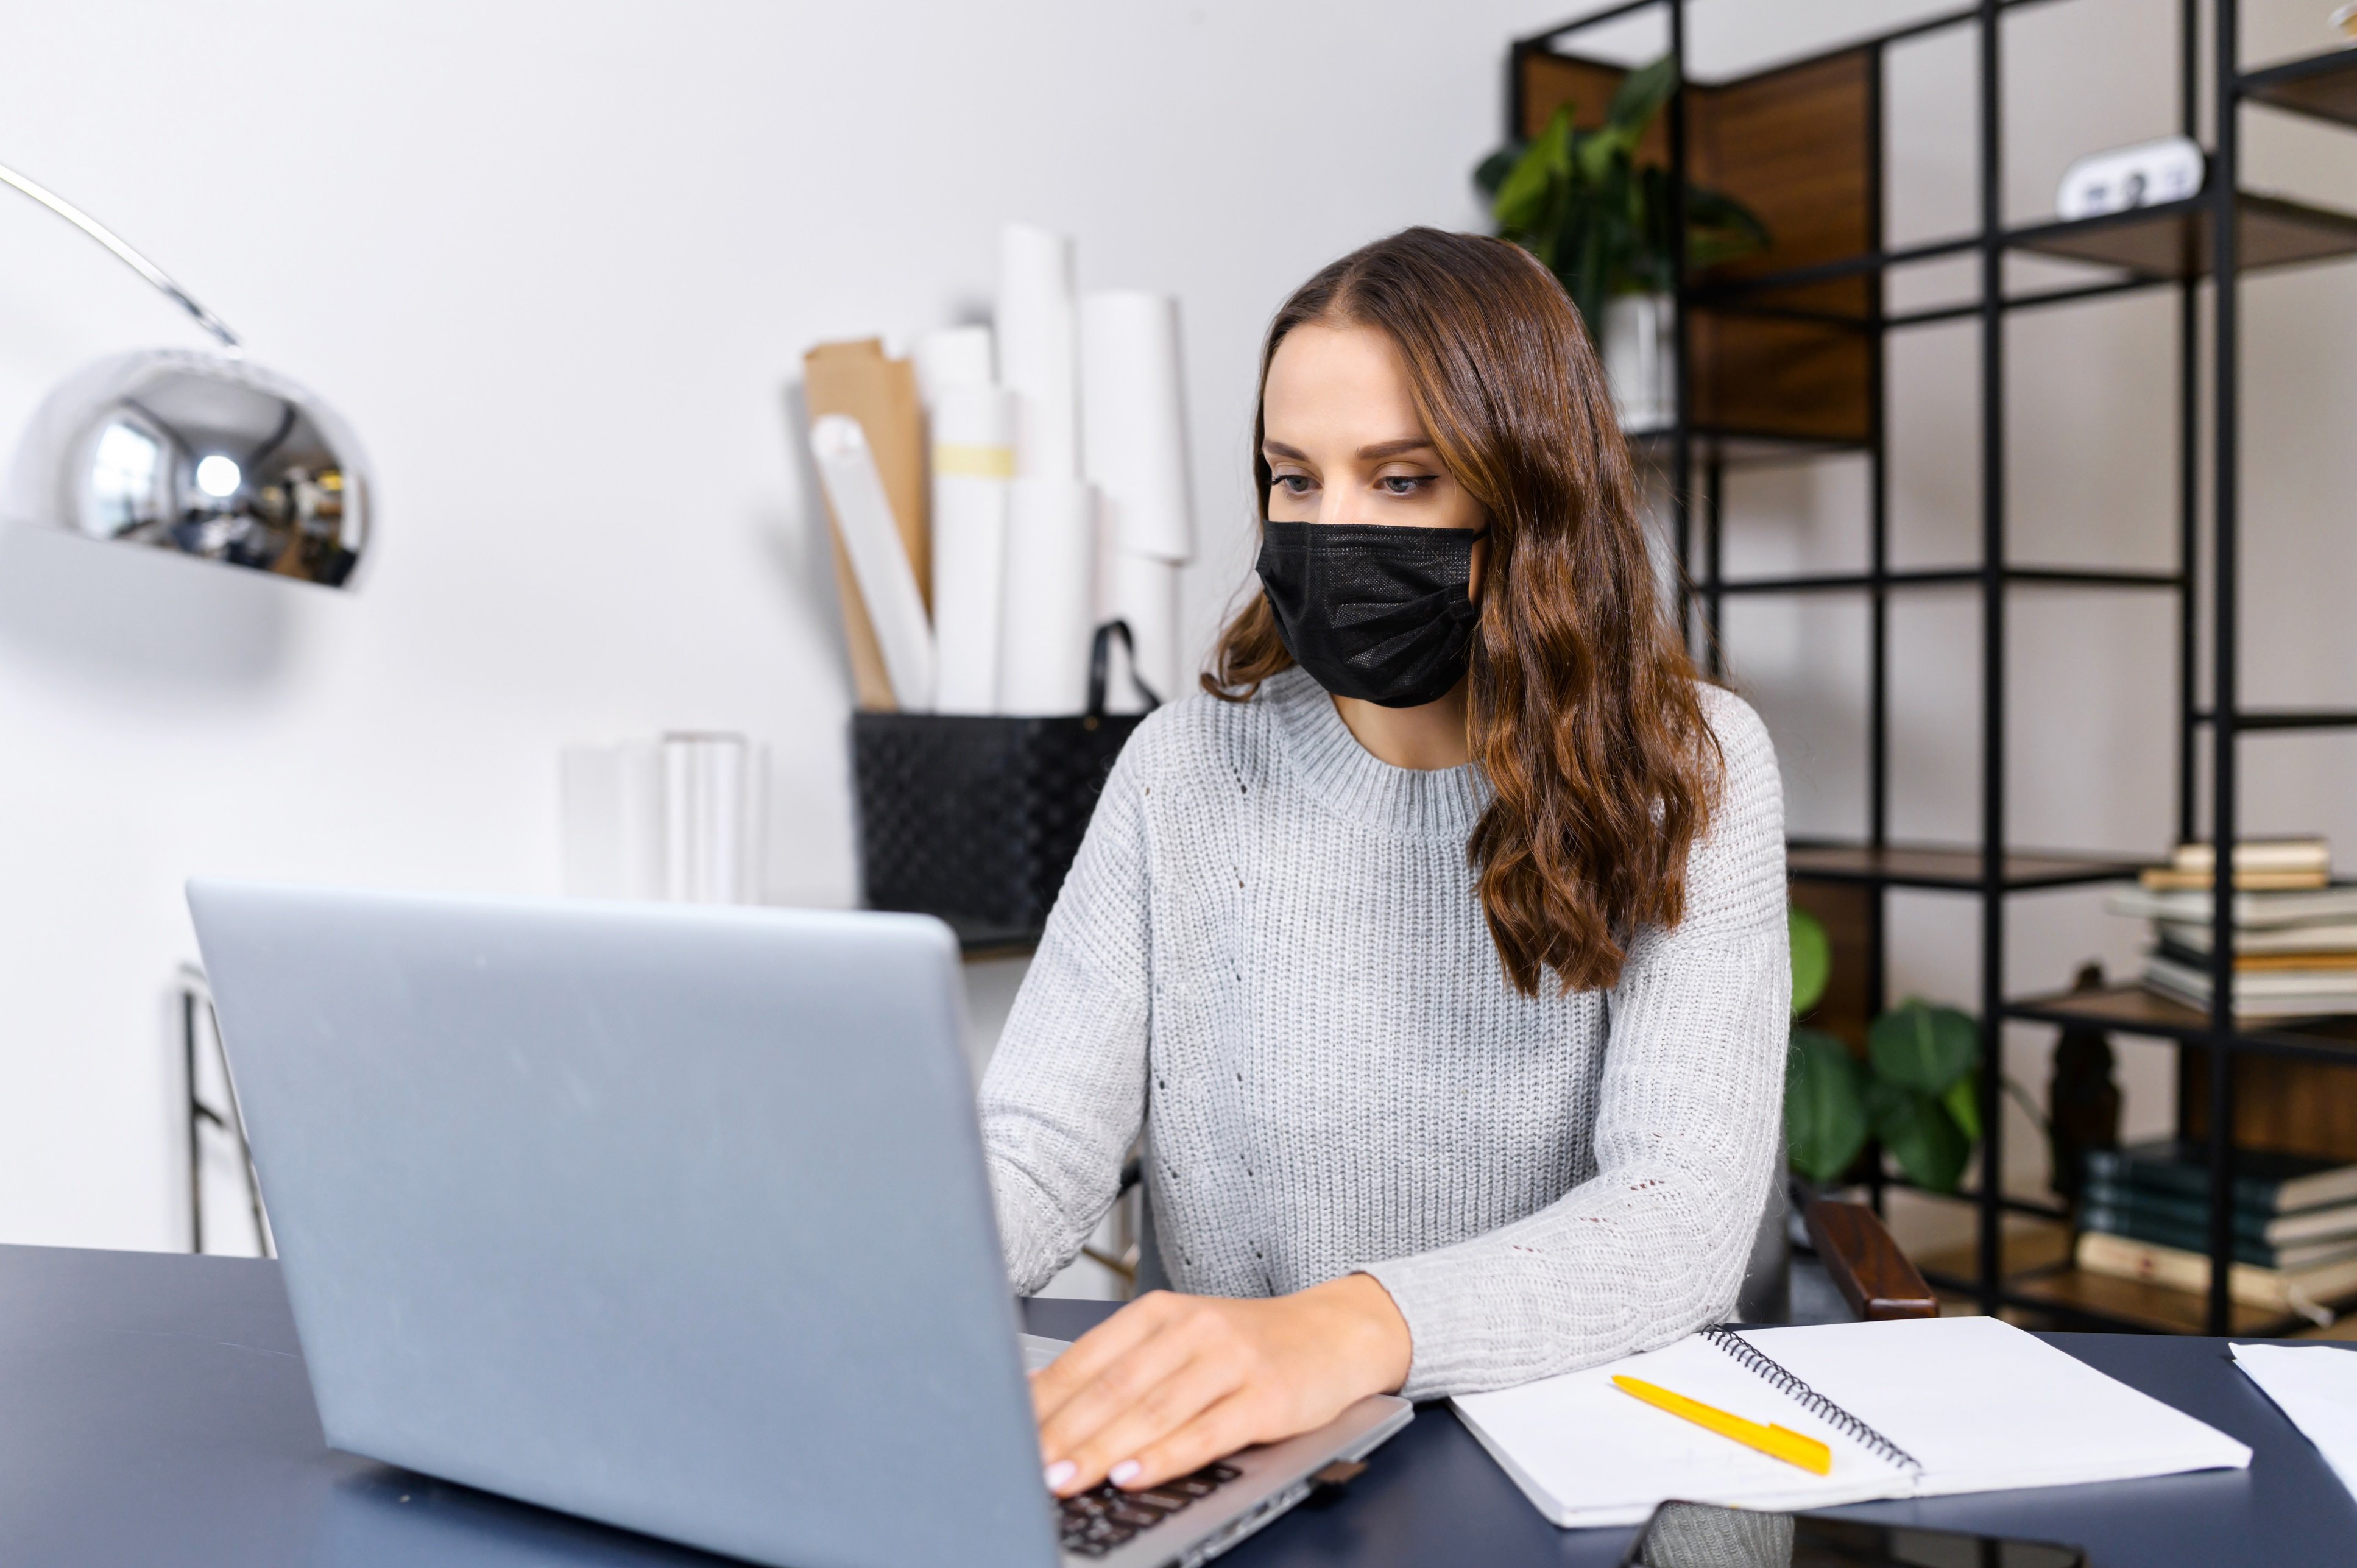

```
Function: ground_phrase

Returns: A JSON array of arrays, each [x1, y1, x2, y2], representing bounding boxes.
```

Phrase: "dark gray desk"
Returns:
[[4, 1244, 2349, 1566]]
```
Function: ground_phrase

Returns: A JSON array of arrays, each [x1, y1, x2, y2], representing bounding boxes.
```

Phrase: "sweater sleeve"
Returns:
[[975, 727, 1157, 1295], [1360, 690, 1788, 1398]]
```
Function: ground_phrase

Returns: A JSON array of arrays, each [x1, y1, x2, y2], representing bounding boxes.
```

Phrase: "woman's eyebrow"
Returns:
[[1262, 440, 1311, 462], [1357, 436, 1436, 461]]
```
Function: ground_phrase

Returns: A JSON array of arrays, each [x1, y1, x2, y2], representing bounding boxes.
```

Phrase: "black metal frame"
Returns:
[[1514, 0, 2357, 1335], [178, 967, 269, 1259]]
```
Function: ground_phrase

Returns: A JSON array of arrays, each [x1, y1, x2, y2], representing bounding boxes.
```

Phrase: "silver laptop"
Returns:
[[188, 881, 1410, 1568]]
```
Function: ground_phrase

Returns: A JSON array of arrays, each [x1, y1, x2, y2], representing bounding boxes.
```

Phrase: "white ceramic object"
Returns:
[[1603, 292, 1677, 435]]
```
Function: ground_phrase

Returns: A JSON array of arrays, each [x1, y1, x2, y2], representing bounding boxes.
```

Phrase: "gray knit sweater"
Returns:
[[977, 667, 1787, 1399]]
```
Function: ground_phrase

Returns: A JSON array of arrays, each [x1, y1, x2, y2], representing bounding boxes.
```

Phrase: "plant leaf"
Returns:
[[1786, 1028, 1868, 1184], [1606, 54, 1678, 133], [1943, 1072, 1983, 1142], [1473, 145, 1523, 199], [1789, 907, 1831, 1017], [1492, 107, 1573, 236], [1870, 1000, 1981, 1093], [1876, 1088, 1973, 1193]]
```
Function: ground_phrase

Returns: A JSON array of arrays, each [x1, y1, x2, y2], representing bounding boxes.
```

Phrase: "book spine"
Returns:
[[2078, 1207, 2280, 1266], [2080, 1151, 2286, 1212], [2080, 1179, 2273, 1236], [2075, 1232, 2286, 1310]]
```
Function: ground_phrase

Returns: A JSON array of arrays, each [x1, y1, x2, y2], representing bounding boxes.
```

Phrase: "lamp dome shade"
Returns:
[[2, 348, 371, 587]]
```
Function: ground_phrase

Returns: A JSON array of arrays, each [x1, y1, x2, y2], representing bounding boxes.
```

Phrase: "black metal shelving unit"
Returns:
[[1513, 0, 2357, 1335]]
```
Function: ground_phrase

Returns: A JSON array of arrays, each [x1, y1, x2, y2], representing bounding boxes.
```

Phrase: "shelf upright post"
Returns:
[[1864, 39, 1893, 1220], [1669, 0, 1695, 676], [2176, 0, 2200, 850], [1974, 0, 2008, 1318], [2203, 0, 2241, 1338], [1703, 457, 1724, 678], [1867, 40, 1891, 869]]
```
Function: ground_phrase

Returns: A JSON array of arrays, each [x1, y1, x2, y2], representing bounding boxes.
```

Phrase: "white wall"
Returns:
[[0, 0, 1554, 1251]]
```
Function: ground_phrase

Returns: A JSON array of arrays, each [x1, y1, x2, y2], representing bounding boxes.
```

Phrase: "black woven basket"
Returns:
[[852, 623, 1160, 948]]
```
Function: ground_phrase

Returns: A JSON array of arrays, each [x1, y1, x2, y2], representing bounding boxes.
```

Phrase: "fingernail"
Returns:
[[1044, 1460, 1076, 1491], [1109, 1460, 1142, 1487]]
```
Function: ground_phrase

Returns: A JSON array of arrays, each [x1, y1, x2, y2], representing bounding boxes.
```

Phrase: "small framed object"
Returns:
[[2056, 136, 2205, 221]]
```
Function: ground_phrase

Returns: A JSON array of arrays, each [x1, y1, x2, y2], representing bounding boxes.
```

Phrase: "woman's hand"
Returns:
[[1031, 1273, 1412, 1497]]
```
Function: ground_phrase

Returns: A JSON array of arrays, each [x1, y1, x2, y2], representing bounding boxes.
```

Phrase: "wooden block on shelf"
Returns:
[[2180, 1048, 2357, 1163], [1513, 44, 1876, 447], [1788, 873, 1873, 1053]]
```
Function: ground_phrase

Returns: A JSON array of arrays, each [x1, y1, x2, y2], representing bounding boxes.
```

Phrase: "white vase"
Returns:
[[1602, 292, 1677, 434]]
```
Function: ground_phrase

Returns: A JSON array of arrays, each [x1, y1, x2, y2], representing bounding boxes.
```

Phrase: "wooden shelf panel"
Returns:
[[1626, 426, 1869, 467], [2013, 192, 2357, 280], [1787, 842, 2150, 891], [2243, 49, 2357, 127], [2004, 1265, 2316, 1336], [2005, 982, 2357, 1057]]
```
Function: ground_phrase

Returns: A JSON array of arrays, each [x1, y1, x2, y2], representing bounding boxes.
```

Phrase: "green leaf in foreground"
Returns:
[[1877, 1089, 1973, 1193], [1786, 1027, 1868, 1184], [1788, 906, 1831, 1018], [1870, 1000, 1980, 1093]]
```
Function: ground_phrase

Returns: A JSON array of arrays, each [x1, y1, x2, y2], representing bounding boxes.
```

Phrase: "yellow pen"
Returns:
[[1611, 1375, 1833, 1476]]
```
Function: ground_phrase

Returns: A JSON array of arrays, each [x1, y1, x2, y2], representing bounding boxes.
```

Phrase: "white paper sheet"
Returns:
[[810, 414, 935, 710], [930, 384, 1015, 715], [1455, 1316, 2252, 1529], [998, 476, 1095, 715], [998, 224, 1080, 481], [1079, 289, 1194, 562], [2232, 1341, 2357, 1506], [913, 324, 993, 408]]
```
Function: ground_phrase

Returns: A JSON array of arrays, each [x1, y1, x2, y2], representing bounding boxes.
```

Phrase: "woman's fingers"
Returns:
[[1042, 1301, 1235, 1490], [1048, 1347, 1252, 1497], [1109, 1389, 1266, 1494], [1030, 1291, 1176, 1423]]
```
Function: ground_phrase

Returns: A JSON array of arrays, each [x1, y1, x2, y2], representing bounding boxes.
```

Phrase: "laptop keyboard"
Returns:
[[1056, 1462, 1241, 1558]]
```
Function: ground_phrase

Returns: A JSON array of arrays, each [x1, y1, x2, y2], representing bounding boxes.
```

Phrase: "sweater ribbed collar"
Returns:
[[1261, 667, 1490, 841]]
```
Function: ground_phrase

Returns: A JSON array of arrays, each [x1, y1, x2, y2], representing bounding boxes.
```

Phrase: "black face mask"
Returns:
[[1254, 520, 1484, 708]]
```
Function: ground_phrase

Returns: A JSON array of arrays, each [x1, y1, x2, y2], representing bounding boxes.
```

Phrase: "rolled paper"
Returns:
[[810, 415, 936, 710], [998, 476, 1096, 715], [997, 224, 1080, 480], [1109, 550, 1181, 710], [913, 324, 994, 409], [662, 732, 759, 905], [931, 384, 1016, 715], [1080, 290, 1195, 563]]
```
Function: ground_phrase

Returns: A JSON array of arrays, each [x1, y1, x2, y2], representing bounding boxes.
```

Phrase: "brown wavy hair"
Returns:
[[1205, 227, 1721, 997]]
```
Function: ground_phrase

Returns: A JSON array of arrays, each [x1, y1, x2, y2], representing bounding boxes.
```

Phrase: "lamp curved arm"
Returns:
[[1, 159, 242, 355]]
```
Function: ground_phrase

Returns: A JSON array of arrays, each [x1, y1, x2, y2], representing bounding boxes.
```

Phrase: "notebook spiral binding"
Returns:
[[1700, 1325, 1924, 1475]]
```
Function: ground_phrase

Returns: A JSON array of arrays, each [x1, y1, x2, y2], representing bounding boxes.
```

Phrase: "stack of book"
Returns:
[[2074, 1139, 2357, 1321], [2108, 838, 2357, 1017]]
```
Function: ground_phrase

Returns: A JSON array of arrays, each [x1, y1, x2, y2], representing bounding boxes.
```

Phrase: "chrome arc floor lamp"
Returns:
[[0, 160, 371, 587]]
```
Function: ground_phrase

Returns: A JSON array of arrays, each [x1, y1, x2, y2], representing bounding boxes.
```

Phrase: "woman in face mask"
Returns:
[[983, 227, 1787, 1502]]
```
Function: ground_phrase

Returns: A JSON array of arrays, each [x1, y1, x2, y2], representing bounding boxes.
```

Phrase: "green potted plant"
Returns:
[[1785, 908, 1987, 1194], [1475, 56, 1769, 432]]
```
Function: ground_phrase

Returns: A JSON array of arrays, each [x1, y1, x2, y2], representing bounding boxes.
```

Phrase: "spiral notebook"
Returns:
[[1452, 1315, 2250, 1528]]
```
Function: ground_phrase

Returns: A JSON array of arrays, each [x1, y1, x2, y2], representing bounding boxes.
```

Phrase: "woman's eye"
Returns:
[[1275, 475, 1314, 495], [1380, 475, 1435, 496]]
